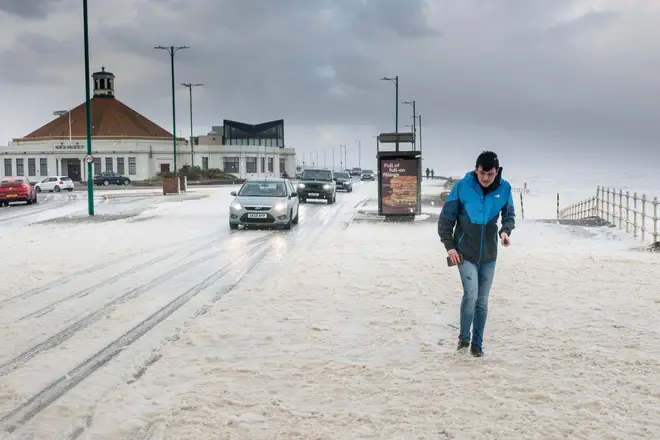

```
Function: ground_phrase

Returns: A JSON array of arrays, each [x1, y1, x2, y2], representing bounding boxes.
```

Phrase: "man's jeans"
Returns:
[[457, 260, 496, 349]]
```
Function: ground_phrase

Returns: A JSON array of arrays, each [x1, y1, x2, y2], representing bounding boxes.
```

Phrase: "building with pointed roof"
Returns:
[[0, 68, 297, 182]]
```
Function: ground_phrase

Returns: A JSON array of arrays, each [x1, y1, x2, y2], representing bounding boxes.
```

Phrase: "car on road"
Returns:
[[296, 168, 336, 203], [35, 176, 75, 193], [333, 171, 353, 192], [94, 171, 131, 186], [229, 178, 300, 230], [360, 170, 376, 181], [0, 177, 38, 206]]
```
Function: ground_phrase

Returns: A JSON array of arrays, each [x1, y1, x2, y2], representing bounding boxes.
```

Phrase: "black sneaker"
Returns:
[[470, 345, 484, 357], [457, 340, 470, 351]]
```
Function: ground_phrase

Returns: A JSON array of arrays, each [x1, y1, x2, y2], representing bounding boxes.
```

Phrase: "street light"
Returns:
[[53, 109, 72, 145], [181, 82, 203, 168], [82, 0, 94, 216], [154, 45, 190, 177], [380, 75, 399, 151], [355, 140, 361, 169], [403, 100, 416, 150], [417, 114, 423, 164]]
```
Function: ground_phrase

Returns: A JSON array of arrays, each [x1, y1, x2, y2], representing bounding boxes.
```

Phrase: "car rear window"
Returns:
[[1, 179, 25, 187], [61, 177, 72, 181]]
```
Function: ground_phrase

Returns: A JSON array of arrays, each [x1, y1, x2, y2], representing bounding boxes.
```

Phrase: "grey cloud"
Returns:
[[1, 0, 659, 149], [0, 0, 66, 19]]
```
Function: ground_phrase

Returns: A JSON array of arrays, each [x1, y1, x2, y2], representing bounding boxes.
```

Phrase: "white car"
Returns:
[[35, 176, 75, 193]]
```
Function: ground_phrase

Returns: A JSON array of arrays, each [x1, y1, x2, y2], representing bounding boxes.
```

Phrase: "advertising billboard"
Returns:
[[378, 151, 421, 216]]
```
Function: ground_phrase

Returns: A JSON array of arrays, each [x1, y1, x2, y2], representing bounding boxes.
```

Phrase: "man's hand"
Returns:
[[448, 249, 461, 265], [500, 232, 511, 247]]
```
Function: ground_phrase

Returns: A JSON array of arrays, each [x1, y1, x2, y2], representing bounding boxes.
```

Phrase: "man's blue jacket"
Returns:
[[437, 170, 516, 264]]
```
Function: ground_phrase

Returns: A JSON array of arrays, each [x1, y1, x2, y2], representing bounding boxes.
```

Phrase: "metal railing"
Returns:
[[559, 186, 659, 244]]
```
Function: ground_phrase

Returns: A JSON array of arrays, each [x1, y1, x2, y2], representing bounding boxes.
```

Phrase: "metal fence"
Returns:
[[559, 186, 659, 244]]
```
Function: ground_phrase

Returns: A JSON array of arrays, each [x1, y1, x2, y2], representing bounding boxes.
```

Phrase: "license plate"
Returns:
[[247, 213, 267, 219], [308, 193, 319, 196], [7, 194, 17, 197]]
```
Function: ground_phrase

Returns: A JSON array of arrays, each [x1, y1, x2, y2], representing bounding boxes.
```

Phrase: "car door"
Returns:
[[286, 180, 299, 212]]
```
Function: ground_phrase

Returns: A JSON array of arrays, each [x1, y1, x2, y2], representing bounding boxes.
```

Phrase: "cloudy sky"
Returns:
[[1, 0, 659, 177]]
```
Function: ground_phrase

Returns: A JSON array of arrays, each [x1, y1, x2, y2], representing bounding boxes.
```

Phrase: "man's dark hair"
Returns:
[[475, 151, 499, 171]]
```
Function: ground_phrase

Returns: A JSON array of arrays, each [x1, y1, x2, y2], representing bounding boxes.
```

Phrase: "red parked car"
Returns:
[[0, 177, 38, 207]]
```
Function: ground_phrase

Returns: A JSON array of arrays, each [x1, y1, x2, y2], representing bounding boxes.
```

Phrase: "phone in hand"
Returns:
[[447, 253, 463, 267]]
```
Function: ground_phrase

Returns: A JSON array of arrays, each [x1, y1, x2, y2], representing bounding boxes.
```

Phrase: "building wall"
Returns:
[[0, 139, 297, 181]]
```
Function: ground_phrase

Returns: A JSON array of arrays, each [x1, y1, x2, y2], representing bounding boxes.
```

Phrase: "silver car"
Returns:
[[229, 178, 300, 229]]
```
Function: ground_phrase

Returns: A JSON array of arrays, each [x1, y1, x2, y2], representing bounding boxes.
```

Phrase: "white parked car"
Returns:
[[35, 176, 75, 193]]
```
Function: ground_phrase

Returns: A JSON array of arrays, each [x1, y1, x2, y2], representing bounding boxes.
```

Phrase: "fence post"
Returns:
[[557, 193, 560, 219], [519, 192, 524, 220], [653, 197, 658, 245], [601, 186, 605, 219], [626, 191, 630, 233], [619, 189, 623, 229], [633, 192, 638, 238], [641, 194, 647, 242]]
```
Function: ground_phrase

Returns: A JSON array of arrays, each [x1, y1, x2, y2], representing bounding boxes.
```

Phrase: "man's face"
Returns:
[[476, 166, 498, 187]]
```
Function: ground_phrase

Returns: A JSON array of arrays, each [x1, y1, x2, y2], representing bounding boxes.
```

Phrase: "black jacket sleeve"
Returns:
[[437, 182, 461, 251]]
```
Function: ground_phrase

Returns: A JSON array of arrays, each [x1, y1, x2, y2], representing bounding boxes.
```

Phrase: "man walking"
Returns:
[[437, 151, 515, 357]]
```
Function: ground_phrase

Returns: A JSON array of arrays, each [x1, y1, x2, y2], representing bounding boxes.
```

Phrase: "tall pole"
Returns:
[[380, 75, 399, 151], [82, 0, 94, 216], [182, 82, 203, 168], [418, 114, 423, 165], [332, 147, 335, 170], [68, 110, 72, 144], [155, 45, 190, 177], [403, 100, 416, 150], [344, 144, 347, 171], [356, 140, 361, 169]]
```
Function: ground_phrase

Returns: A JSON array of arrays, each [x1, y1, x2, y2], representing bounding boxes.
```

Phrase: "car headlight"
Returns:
[[273, 203, 286, 212], [323, 184, 331, 190], [230, 202, 242, 210], [298, 183, 305, 188]]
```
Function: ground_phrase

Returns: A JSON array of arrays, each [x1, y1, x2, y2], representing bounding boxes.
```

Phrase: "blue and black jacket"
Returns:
[[438, 169, 515, 264]]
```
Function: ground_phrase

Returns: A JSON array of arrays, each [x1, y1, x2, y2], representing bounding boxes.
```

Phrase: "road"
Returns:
[[0, 180, 372, 439]]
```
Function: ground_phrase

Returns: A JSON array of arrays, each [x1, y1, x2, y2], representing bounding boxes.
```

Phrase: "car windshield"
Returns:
[[1, 179, 24, 187], [238, 181, 287, 197], [335, 173, 349, 179], [302, 170, 332, 181], [362, 170, 373, 174]]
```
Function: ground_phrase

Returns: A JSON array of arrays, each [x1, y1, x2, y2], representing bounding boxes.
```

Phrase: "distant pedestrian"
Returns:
[[437, 151, 515, 357], [426, 168, 430, 179], [431, 169, 434, 179]]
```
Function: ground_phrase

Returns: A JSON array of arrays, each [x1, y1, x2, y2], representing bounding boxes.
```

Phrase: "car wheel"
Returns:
[[36, 186, 41, 193], [103, 180, 110, 186], [123, 179, 130, 186], [54, 186, 60, 192], [229, 222, 239, 230], [292, 206, 299, 224], [68, 188, 73, 192]]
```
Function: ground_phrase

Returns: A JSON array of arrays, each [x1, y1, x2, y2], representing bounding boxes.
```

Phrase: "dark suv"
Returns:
[[296, 169, 336, 204], [93, 171, 131, 186]]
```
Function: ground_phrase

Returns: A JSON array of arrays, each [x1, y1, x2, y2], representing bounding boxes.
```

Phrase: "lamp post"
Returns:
[[181, 82, 203, 168], [82, 0, 94, 216], [417, 114, 423, 162], [154, 45, 190, 177], [380, 75, 399, 151], [355, 140, 361, 169], [53, 109, 72, 145], [403, 100, 416, 150]]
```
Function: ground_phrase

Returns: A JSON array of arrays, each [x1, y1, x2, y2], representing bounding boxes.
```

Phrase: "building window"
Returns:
[[260, 157, 265, 173], [27, 158, 36, 176], [246, 157, 257, 174], [4, 158, 11, 177], [268, 158, 274, 172], [94, 158, 101, 175], [128, 157, 137, 175], [202, 157, 209, 170], [105, 157, 113, 172], [116, 157, 125, 175], [39, 158, 47, 176], [223, 157, 239, 173], [279, 158, 285, 175], [16, 158, 24, 176]]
